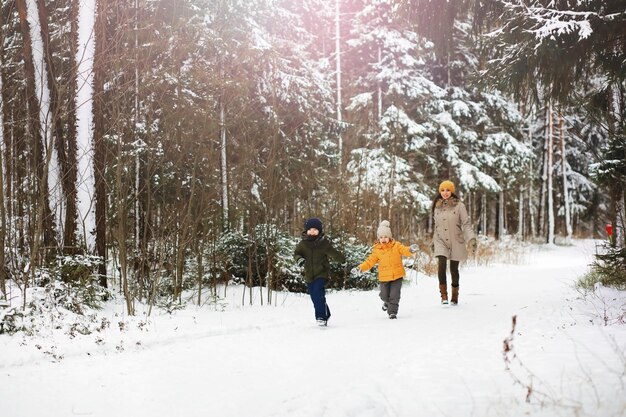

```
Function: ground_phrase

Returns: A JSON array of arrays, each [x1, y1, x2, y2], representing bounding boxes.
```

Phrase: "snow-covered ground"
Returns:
[[2, 240, 625, 417]]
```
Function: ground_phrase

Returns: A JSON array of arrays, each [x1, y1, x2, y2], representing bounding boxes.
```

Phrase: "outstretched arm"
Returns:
[[397, 243, 413, 257], [358, 251, 379, 272]]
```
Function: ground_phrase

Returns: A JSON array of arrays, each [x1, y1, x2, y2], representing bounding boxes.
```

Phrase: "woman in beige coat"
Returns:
[[431, 180, 476, 305]]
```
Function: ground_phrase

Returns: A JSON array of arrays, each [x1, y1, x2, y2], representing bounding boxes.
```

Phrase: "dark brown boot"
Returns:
[[439, 284, 448, 305], [451, 286, 459, 305]]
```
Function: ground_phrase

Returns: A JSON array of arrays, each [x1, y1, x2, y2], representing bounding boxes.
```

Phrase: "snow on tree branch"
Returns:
[[496, 0, 626, 43]]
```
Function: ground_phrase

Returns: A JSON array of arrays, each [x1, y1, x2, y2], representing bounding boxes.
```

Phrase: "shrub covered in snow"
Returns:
[[208, 226, 377, 292], [328, 234, 377, 291], [0, 255, 109, 335], [579, 243, 626, 290]]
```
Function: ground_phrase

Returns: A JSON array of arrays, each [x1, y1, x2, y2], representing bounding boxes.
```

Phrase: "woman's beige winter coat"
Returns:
[[433, 197, 475, 261]]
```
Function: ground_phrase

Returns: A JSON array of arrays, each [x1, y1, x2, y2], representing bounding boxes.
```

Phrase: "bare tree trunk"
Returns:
[[498, 188, 505, 239], [0, 19, 5, 298], [0, 22, 11, 234], [559, 114, 572, 243], [539, 103, 548, 237], [352, 155, 364, 235], [66, 0, 80, 252], [115, 132, 133, 314], [517, 190, 523, 239], [388, 156, 395, 220], [528, 183, 536, 239], [133, 0, 141, 255], [266, 243, 272, 306], [608, 82, 624, 247], [546, 99, 555, 244], [173, 150, 200, 301], [0, 7, 15, 294], [92, 0, 107, 285], [387, 129, 398, 220], [36, 0, 79, 253], [335, 0, 342, 164], [0, 98, 5, 299], [195, 238, 202, 306], [74, 0, 97, 252], [16, 0, 56, 262], [219, 99, 229, 231], [377, 45, 382, 120], [480, 193, 487, 236], [528, 108, 537, 239]]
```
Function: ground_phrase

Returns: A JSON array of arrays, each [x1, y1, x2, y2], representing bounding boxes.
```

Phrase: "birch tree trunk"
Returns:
[[377, 45, 382, 120], [335, 0, 342, 163], [75, 0, 97, 251], [220, 99, 229, 230]]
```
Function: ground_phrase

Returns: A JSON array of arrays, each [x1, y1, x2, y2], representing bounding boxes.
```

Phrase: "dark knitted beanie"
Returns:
[[304, 217, 323, 233]]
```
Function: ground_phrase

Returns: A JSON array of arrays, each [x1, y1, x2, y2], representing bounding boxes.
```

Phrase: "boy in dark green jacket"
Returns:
[[294, 217, 345, 326]]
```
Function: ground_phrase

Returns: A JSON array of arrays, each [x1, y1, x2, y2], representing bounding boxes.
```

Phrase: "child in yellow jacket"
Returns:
[[351, 220, 418, 319]]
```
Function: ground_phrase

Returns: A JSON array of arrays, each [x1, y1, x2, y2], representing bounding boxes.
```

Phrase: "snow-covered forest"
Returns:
[[0, 1, 624, 319], [1, 1, 626, 416]]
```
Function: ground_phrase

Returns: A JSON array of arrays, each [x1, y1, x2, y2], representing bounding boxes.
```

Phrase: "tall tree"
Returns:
[[546, 99, 555, 244], [91, 0, 108, 285], [35, 0, 80, 252], [0, 63, 5, 298], [75, 0, 97, 251], [558, 114, 573, 242], [16, 0, 56, 263]]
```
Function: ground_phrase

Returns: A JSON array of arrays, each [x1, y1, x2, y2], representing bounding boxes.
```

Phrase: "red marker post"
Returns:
[[606, 223, 613, 245]]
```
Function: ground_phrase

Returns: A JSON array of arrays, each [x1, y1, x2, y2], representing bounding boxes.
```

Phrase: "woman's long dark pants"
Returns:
[[437, 256, 460, 287]]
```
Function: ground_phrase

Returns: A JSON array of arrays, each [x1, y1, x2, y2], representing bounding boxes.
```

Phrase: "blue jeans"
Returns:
[[307, 277, 331, 321]]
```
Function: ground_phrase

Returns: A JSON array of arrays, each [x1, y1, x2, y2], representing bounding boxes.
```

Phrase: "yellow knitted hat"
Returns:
[[439, 180, 455, 193]]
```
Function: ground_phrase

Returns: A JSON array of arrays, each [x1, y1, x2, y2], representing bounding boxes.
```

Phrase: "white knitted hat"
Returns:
[[377, 220, 393, 239]]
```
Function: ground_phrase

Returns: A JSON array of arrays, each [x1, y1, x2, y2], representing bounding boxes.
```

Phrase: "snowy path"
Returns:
[[2, 240, 625, 417]]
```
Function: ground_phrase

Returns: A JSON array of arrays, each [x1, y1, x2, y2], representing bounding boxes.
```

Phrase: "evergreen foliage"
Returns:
[[579, 244, 626, 290]]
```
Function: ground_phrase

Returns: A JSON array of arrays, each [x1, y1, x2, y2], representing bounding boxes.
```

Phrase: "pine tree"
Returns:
[[480, 0, 626, 246]]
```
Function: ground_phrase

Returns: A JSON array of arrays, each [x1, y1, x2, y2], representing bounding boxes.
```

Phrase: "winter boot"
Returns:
[[316, 319, 328, 326], [451, 286, 459, 305], [439, 284, 449, 305], [389, 314, 397, 319], [382, 302, 388, 311]]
